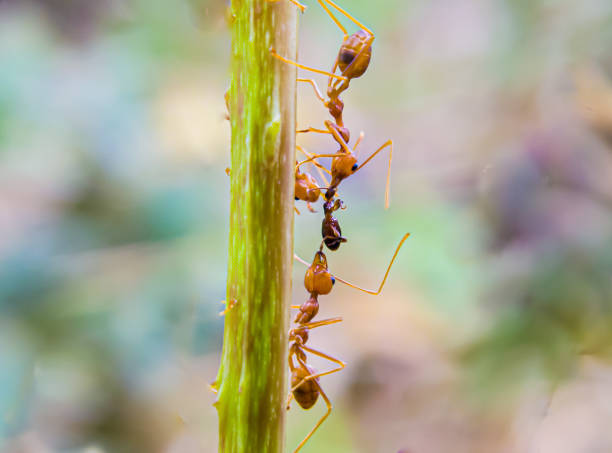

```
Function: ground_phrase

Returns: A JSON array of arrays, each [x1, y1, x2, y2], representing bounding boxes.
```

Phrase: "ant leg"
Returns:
[[318, 0, 373, 35], [332, 233, 410, 295], [297, 139, 337, 192], [296, 153, 343, 172], [267, 0, 306, 13], [297, 146, 331, 198], [297, 145, 332, 178], [300, 316, 343, 329], [316, 0, 347, 38], [355, 139, 392, 209], [293, 361, 334, 453], [270, 48, 348, 81], [294, 206, 301, 215], [286, 391, 295, 410], [306, 202, 316, 213], [218, 299, 238, 316], [297, 78, 326, 104], [324, 120, 353, 154], [297, 127, 332, 136], [291, 348, 345, 393]]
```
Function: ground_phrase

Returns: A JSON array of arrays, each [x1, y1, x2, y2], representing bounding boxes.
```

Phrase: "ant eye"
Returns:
[[351, 163, 358, 172], [295, 196, 299, 201], [331, 276, 336, 285]]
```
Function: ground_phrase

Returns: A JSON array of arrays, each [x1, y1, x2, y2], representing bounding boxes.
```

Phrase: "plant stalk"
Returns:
[[216, 1, 297, 452]]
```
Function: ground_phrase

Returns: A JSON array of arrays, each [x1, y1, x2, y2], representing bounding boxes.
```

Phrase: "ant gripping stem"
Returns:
[[270, 0, 374, 124], [287, 317, 345, 453], [296, 120, 393, 209]]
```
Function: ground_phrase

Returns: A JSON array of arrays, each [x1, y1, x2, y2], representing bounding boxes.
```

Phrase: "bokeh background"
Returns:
[[2, 0, 612, 452]]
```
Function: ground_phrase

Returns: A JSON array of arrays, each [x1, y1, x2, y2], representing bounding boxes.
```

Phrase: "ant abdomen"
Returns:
[[337, 30, 372, 79], [292, 366, 319, 409]]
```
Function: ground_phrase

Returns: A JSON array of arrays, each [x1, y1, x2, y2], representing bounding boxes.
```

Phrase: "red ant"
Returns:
[[287, 317, 344, 453], [288, 233, 410, 452], [321, 198, 347, 251], [296, 120, 393, 209], [270, 0, 374, 127], [294, 145, 332, 213]]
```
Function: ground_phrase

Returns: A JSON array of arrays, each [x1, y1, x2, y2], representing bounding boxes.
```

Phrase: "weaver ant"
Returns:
[[287, 317, 345, 453], [288, 233, 410, 451], [270, 0, 374, 126], [297, 120, 393, 209], [294, 145, 332, 213]]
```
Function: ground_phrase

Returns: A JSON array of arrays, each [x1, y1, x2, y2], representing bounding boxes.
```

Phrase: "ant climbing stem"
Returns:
[[296, 120, 394, 209], [287, 315, 345, 453], [270, 0, 375, 125]]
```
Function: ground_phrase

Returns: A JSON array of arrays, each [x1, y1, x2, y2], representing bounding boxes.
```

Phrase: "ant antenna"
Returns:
[[294, 233, 410, 295]]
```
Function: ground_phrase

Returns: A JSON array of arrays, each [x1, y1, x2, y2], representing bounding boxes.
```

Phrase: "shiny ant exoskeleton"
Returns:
[[288, 234, 410, 452], [269, 0, 374, 127]]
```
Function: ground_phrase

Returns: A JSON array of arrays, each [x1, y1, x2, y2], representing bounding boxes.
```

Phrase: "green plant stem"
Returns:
[[216, 1, 297, 452]]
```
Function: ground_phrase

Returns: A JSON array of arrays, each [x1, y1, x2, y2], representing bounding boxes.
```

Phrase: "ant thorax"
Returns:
[[295, 295, 319, 324], [289, 326, 309, 345]]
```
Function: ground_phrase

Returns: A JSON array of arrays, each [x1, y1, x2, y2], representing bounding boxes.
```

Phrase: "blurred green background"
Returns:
[[2, 0, 612, 452]]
